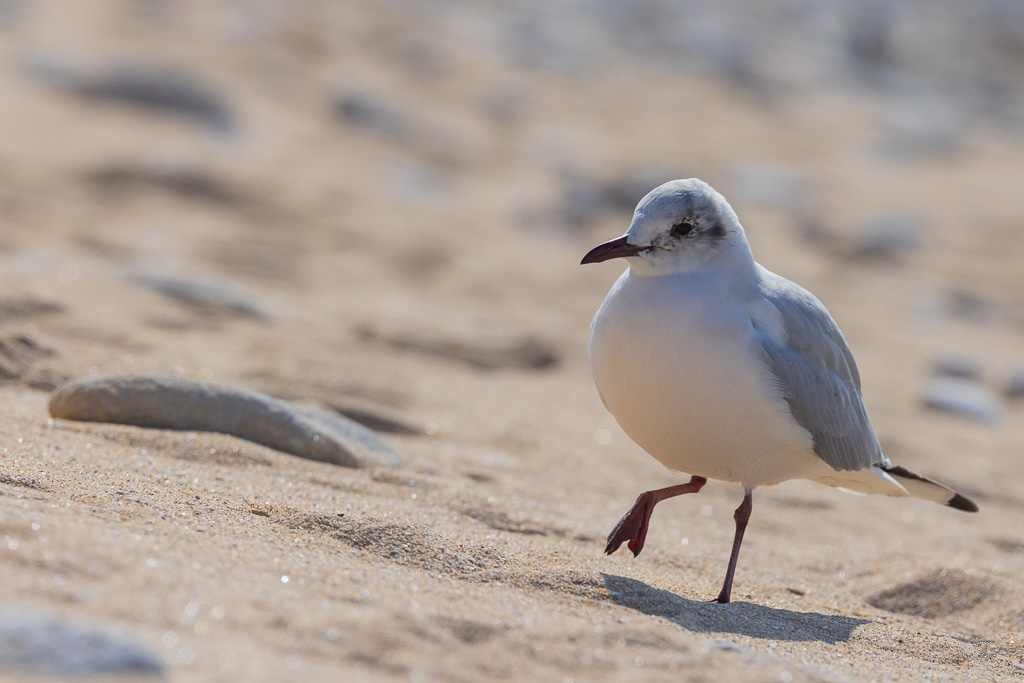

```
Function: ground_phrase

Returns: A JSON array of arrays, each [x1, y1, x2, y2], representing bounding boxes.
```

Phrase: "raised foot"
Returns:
[[604, 477, 707, 558], [604, 501, 652, 557]]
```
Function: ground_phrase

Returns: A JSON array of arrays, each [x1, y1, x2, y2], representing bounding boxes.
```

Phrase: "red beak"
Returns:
[[580, 235, 650, 265]]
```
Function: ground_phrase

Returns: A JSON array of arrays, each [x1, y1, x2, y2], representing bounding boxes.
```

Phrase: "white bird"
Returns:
[[582, 178, 977, 604]]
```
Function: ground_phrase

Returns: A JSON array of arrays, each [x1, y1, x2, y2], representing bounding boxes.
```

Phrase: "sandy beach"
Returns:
[[2, 1, 1024, 680]]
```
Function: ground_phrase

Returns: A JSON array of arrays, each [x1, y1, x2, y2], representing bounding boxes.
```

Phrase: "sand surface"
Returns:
[[2, 2, 1024, 681]]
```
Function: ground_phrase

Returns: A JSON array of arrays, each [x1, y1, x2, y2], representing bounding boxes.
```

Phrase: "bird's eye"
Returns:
[[670, 221, 695, 238]]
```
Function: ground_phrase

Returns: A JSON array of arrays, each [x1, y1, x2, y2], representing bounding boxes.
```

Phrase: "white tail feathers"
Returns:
[[881, 465, 978, 512], [810, 464, 979, 513]]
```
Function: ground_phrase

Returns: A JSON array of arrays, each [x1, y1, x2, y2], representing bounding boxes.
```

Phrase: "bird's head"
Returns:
[[581, 178, 750, 277]]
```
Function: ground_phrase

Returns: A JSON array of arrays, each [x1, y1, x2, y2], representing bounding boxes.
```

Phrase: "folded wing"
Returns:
[[755, 267, 886, 472]]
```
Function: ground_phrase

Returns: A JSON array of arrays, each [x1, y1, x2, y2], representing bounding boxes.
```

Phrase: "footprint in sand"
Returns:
[[866, 568, 996, 618]]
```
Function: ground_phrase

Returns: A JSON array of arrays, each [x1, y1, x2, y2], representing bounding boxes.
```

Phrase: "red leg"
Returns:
[[605, 476, 707, 557], [715, 490, 753, 604]]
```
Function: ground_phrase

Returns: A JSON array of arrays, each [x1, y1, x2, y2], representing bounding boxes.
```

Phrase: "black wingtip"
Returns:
[[947, 492, 979, 513]]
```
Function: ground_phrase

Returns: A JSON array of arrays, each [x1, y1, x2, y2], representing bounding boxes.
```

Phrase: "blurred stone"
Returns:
[[135, 274, 266, 320], [796, 215, 838, 248], [1006, 370, 1024, 399], [917, 289, 1015, 329], [333, 90, 469, 166], [844, 0, 897, 71], [27, 60, 234, 132], [0, 0, 19, 27], [49, 375, 402, 468], [848, 215, 922, 261], [930, 354, 981, 380], [0, 608, 162, 676], [0, 297, 63, 319], [922, 377, 1002, 423], [713, 638, 742, 652], [84, 164, 270, 219], [944, 289, 1001, 325], [88, 162, 256, 210], [333, 90, 405, 137], [876, 100, 963, 158]]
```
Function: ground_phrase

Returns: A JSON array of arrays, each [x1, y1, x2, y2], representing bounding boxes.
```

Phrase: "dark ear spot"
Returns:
[[670, 221, 695, 238], [705, 222, 727, 238]]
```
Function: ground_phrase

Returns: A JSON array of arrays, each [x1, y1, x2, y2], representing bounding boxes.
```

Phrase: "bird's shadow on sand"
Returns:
[[601, 574, 868, 644]]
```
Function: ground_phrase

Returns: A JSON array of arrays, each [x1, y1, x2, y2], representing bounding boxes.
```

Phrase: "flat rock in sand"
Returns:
[[0, 608, 162, 676], [921, 377, 1002, 423], [48, 374, 402, 468]]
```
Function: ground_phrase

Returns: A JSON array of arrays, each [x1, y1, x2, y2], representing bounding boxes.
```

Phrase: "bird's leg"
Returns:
[[605, 476, 707, 557], [715, 490, 753, 604]]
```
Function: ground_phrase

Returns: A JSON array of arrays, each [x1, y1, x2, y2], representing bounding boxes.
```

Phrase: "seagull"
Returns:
[[582, 178, 977, 604]]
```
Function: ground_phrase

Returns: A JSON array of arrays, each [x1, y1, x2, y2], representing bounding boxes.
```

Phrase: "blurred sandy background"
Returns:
[[1, 1, 1023, 681]]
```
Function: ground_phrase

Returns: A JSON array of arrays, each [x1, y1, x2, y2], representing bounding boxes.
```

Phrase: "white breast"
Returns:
[[589, 269, 823, 488]]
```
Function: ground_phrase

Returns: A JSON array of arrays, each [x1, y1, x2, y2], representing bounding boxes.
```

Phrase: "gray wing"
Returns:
[[755, 267, 886, 472]]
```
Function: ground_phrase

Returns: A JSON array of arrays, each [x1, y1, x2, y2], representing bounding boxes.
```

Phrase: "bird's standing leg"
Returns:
[[605, 476, 707, 557], [715, 490, 753, 604]]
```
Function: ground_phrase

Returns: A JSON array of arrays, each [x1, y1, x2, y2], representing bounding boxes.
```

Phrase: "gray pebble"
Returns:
[[27, 60, 234, 132], [844, 0, 897, 70], [85, 164, 257, 215], [1006, 370, 1024, 399], [135, 274, 266, 320], [930, 354, 981, 380], [944, 289, 1001, 325], [0, 608, 162, 676], [0, 297, 64, 318], [848, 215, 922, 261], [332, 90, 469, 166], [49, 375, 402, 468], [922, 377, 1002, 423], [333, 90, 405, 138], [713, 637, 741, 651], [0, 0, 17, 28], [875, 100, 963, 159]]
